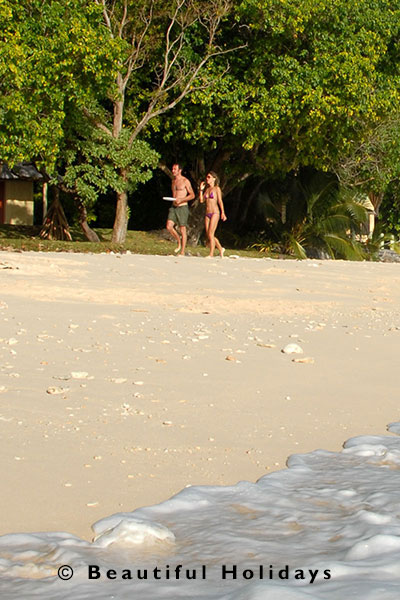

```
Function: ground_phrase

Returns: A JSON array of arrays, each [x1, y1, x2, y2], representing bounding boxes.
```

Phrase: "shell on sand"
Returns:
[[281, 343, 303, 355]]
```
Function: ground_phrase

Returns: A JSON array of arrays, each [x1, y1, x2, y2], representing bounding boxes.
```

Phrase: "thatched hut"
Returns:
[[0, 163, 42, 225]]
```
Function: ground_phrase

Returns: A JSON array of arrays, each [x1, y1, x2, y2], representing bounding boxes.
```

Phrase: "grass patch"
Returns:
[[0, 225, 273, 259]]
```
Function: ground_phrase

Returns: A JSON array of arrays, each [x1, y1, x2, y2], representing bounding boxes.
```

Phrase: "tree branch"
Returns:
[[82, 107, 113, 137], [94, 0, 114, 38]]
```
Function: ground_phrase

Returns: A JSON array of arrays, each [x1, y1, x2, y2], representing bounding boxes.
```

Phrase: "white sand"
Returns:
[[1, 250, 400, 541]]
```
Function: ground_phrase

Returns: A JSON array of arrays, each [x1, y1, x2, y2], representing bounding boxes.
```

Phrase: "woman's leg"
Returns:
[[207, 214, 220, 257], [204, 216, 210, 250], [214, 235, 224, 257]]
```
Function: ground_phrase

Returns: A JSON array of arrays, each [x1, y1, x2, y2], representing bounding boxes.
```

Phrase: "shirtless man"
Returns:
[[166, 163, 195, 256]]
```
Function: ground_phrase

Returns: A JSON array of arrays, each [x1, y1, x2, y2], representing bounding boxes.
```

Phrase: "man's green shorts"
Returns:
[[167, 203, 189, 227]]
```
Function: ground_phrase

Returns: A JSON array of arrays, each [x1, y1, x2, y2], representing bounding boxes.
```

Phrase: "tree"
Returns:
[[4, 0, 400, 247], [61, 121, 159, 239], [0, 1, 240, 241], [153, 0, 400, 234], [0, 0, 117, 170], [89, 0, 242, 243], [228, 0, 400, 169], [254, 171, 371, 259], [0, 0, 123, 239], [333, 116, 400, 217]]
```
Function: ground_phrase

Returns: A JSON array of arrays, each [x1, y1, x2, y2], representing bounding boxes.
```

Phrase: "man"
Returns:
[[166, 163, 195, 256]]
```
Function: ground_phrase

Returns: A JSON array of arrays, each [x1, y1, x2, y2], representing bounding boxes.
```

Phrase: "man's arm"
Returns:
[[184, 178, 195, 202]]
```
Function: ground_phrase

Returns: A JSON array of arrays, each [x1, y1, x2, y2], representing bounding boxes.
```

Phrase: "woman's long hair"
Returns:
[[208, 171, 220, 187]]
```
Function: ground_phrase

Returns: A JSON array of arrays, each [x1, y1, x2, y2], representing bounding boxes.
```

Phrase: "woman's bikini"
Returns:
[[205, 191, 219, 219]]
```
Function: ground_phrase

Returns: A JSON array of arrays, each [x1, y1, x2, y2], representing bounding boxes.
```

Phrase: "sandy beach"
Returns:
[[1, 250, 400, 542]]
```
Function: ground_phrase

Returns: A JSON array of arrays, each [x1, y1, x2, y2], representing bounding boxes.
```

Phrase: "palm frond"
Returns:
[[346, 204, 369, 225], [283, 233, 308, 259], [301, 179, 337, 218], [324, 233, 365, 260], [318, 214, 352, 233]]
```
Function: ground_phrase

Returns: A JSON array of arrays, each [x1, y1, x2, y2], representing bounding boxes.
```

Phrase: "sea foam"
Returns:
[[2, 424, 400, 599]]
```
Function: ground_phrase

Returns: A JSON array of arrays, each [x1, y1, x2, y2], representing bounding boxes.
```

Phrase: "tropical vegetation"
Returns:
[[2, 0, 400, 258]]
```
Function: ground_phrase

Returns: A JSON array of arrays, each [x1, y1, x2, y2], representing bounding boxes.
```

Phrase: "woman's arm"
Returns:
[[199, 181, 206, 203], [217, 187, 227, 221]]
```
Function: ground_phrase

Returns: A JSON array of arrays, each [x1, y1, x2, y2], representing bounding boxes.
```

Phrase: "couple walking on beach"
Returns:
[[166, 163, 227, 257]]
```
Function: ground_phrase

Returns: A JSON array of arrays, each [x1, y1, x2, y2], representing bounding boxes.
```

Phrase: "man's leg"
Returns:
[[179, 226, 187, 256], [166, 219, 181, 251]]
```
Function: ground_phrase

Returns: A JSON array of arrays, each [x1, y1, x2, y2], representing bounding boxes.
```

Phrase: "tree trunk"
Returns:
[[111, 80, 128, 244], [39, 186, 72, 241], [237, 179, 264, 228], [369, 191, 384, 215], [76, 199, 100, 242], [280, 194, 288, 224], [112, 188, 129, 243], [42, 182, 48, 224], [187, 200, 205, 246], [226, 186, 243, 226]]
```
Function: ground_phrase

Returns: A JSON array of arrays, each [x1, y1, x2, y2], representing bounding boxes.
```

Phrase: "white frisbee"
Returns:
[[163, 196, 175, 201]]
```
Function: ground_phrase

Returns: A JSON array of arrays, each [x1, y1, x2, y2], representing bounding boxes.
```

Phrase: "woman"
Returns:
[[199, 171, 227, 258]]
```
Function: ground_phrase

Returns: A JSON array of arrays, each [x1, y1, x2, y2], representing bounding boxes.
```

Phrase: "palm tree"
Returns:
[[258, 172, 371, 260]]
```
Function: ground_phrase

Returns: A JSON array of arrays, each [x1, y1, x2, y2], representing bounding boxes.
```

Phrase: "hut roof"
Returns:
[[0, 163, 43, 181]]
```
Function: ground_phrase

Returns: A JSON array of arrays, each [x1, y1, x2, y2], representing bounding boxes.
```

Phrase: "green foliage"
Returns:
[[230, 0, 400, 174], [163, 0, 400, 178], [62, 127, 159, 210], [3, 0, 400, 251], [253, 172, 370, 260], [146, 0, 400, 253], [377, 182, 400, 236], [361, 222, 399, 260], [335, 116, 400, 193], [0, 0, 118, 170]]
